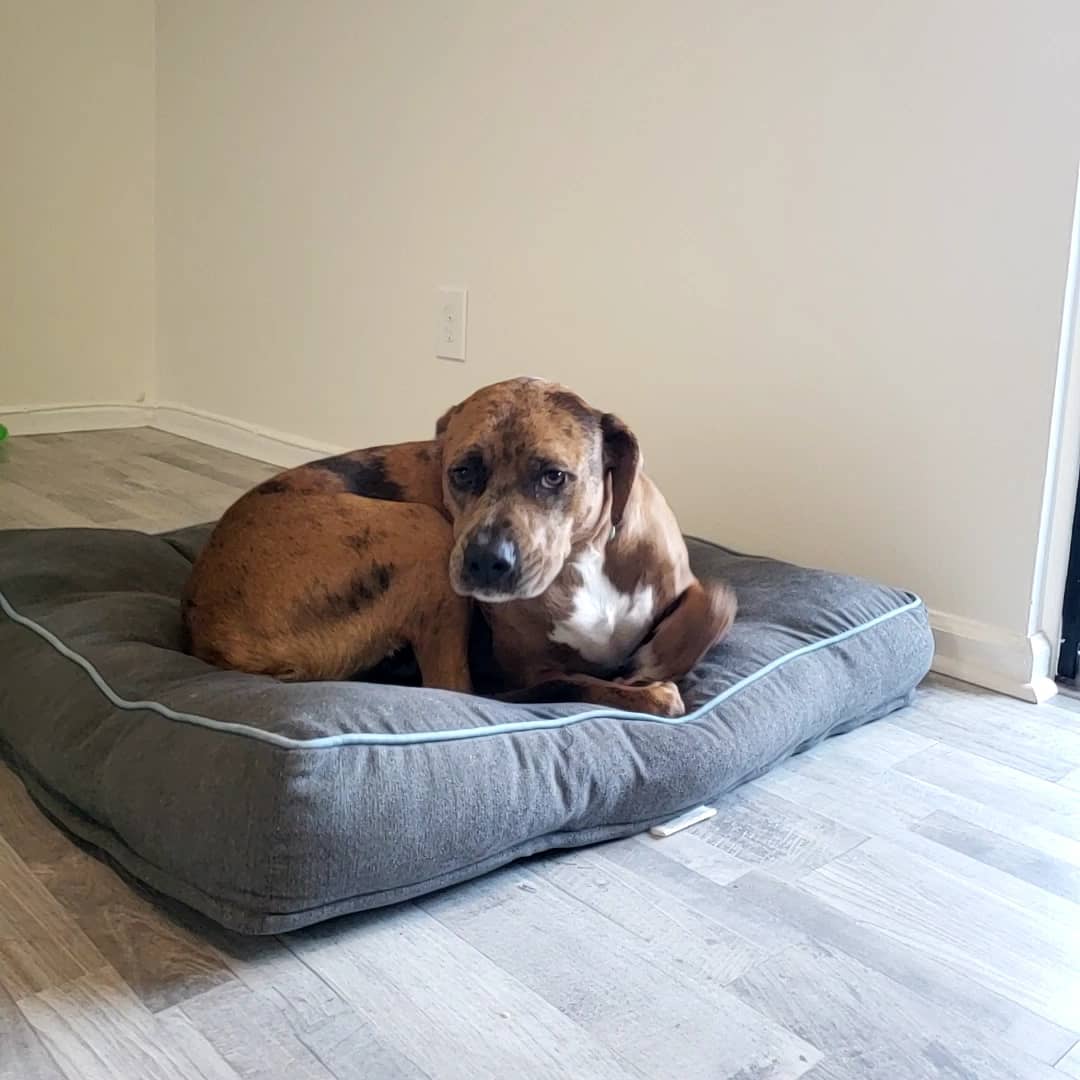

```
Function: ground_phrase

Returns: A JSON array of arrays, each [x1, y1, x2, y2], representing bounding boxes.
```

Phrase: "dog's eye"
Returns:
[[540, 469, 567, 490], [449, 459, 485, 493], [450, 465, 473, 488]]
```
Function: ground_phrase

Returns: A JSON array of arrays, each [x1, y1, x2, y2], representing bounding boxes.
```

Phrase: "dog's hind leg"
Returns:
[[410, 593, 472, 693], [398, 508, 473, 694]]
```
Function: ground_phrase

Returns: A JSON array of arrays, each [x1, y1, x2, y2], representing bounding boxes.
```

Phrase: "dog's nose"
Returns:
[[464, 534, 519, 590]]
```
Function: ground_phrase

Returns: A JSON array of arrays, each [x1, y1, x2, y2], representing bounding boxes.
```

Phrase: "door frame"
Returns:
[[1029, 166, 1080, 685]]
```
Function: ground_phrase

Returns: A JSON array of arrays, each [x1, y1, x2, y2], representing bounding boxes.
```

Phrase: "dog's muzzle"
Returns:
[[462, 529, 520, 594]]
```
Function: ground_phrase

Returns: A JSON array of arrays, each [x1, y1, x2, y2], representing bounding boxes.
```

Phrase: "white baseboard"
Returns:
[[150, 401, 344, 468], [1, 398, 343, 466], [0, 401, 150, 436], [929, 610, 1058, 703]]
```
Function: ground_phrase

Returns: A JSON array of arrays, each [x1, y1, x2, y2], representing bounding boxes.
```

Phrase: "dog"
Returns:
[[182, 377, 735, 716]]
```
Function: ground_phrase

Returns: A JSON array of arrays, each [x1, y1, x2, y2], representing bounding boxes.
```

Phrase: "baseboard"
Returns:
[[0, 401, 151, 436], [1, 397, 343, 467], [150, 402, 344, 468], [929, 610, 1058, 703]]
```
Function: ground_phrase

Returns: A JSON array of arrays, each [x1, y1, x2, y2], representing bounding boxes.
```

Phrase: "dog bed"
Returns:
[[0, 523, 932, 934]]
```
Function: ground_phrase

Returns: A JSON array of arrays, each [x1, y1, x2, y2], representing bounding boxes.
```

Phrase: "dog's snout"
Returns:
[[463, 532, 519, 591]]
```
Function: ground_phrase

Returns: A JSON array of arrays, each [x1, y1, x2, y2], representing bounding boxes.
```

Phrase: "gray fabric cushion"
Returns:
[[0, 523, 933, 934]]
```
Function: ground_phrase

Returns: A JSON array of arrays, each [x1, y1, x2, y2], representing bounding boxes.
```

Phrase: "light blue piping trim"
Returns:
[[0, 587, 923, 750]]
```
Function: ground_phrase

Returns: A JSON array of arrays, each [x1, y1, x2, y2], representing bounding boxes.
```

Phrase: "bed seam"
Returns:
[[0, 585, 925, 749]]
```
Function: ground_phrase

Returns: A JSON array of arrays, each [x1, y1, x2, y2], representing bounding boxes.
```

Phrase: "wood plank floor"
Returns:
[[1, 427, 1078, 1079]]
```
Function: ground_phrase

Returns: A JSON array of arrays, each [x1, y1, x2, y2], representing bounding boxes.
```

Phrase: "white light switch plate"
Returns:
[[436, 287, 467, 361]]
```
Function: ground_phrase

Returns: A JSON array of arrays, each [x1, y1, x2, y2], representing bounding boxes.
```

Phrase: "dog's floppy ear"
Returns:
[[601, 412, 640, 527], [435, 403, 461, 438]]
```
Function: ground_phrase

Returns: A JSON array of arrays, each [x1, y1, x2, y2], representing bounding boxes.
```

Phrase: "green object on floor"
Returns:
[[0, 423, 7, 441]]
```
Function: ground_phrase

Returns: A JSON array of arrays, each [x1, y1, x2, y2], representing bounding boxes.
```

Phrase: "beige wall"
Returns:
[[165, 3, 1080, 639], [0, 0, 155, 408]]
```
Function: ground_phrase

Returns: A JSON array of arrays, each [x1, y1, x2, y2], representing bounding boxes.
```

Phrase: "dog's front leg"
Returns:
[[498, 673, 684, 718], [630, 578, 736, 683]]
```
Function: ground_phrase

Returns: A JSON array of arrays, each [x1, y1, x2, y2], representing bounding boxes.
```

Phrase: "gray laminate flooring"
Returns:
[[0, 428, 1078, 1079]]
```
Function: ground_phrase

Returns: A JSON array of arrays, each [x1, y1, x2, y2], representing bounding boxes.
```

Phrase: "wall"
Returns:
[[0, 0, 156, 417], [24, 0, 1071, 697]]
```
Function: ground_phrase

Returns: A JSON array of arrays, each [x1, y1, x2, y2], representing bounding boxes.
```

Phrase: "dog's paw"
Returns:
[[642, 681, 685, 718]]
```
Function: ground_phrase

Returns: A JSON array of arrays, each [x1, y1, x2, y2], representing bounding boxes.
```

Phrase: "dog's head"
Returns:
[[436, 377, 640, 602]]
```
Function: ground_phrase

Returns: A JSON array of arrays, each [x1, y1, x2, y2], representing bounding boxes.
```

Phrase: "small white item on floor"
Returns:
[[648, 804, 717, 838]]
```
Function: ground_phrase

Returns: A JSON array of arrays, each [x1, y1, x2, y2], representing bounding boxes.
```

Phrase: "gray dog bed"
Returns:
[[0, 523, 932, 934]]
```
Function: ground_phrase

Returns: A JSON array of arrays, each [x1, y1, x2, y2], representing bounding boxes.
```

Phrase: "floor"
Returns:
[[1, 428, 1079, 1080], [1053, 684, 1080, 716]]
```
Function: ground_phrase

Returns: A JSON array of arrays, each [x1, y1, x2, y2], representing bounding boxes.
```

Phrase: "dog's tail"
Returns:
[[632, 578, 736, 683]]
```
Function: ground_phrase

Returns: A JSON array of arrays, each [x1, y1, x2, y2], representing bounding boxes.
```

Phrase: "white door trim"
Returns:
[[1028, 165, 1080, 685]]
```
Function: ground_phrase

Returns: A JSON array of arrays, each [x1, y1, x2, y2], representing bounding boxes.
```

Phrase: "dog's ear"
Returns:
[[435, 403, 460, 438], [600, 413, 640, 527]]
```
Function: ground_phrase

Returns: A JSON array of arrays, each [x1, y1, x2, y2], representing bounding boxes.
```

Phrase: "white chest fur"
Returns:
[[548, 548, 655, 669]]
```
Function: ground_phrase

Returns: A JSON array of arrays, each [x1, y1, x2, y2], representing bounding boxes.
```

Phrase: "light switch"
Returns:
[[436, 287, 467, 362]]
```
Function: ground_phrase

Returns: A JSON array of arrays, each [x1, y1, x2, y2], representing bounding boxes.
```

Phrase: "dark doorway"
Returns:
[[1057, 466, 1080, 681]]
